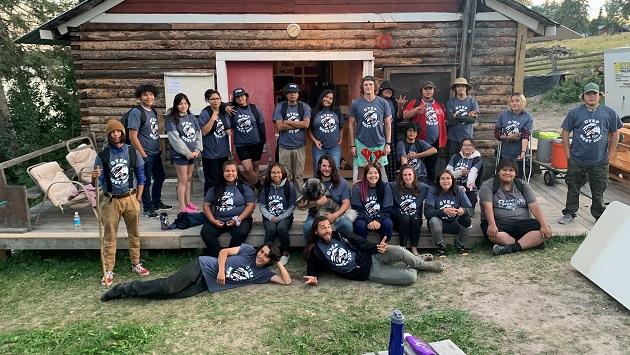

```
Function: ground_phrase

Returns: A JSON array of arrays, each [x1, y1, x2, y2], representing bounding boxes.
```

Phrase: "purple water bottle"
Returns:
[[404, 332, 436, 355], [388, 309, 405, 355]]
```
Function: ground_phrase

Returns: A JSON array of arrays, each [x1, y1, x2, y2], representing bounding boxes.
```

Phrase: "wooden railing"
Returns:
[[0, 134, 96, 233], [524, 51, 603, 76]]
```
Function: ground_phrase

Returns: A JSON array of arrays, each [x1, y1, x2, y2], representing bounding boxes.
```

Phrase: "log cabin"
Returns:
[[18, 0, 557, 175]]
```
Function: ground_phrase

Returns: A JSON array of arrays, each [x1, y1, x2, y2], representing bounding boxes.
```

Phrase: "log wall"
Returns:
[[73, 20, 518, 156]]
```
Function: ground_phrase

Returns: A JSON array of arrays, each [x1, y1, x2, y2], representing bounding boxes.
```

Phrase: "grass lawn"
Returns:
[[1, 236, 629, 354], [527, 32, 630, 54]]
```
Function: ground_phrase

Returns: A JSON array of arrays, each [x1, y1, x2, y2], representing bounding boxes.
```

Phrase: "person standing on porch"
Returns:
[[92, 119, 149, 287], [126, 84, 171, 219], [199, 89, 231, 194], [348, 75, 393, 182], [230, 88, 266, 187], [309, 89, 344, 172], [377, 80, 407, 182], [273, 83, 311, 191], [446, 77, 479, 159], [403, 81, 447, 185], [558, 83, 622, 225]]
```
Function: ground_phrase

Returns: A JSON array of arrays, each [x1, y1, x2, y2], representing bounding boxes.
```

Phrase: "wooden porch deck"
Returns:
[[2, 174, 624, 257]]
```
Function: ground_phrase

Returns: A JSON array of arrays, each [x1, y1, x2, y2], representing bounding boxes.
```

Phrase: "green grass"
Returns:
[[0, 321, 163, 354], [528, 32, 630, 54]]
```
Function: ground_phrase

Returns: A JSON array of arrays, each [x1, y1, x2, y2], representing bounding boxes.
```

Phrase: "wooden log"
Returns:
[[475, 94, 511, 105], [76, 69, 211, 79], [80, 23, 173, 31], [81, 107, 166, 117], [74, 49, 216, 60], [375, 57, 458, 66], [513, 24, 527, 93], [77, 78, 164, 89], [374, 47, 457, 58], [471, 56, 515, 66], [76, 59, 215, 70], [80, 98, 165, 108], [470, 76, 513, 85], [471, 66, 515, 76], [473, 47, 516, 56], [81, 116, 119, 125], [474, 21, 517, 28], [474, 84, 513, 95], [79, 88, 136, 99]]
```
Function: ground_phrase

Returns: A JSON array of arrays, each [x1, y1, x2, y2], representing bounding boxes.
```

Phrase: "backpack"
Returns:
[[280, 101, 305, 119], [97, 145, 137, 192], [248, 103, 266, 144], [120, 105, 158, 144], [492, 175, 525, 195]]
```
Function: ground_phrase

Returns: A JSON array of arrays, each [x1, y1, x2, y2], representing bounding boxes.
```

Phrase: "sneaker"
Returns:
[[101, 271, 114, 287], [457, 247, 470, 256], [280, 255, 290, 265], [418, 253, 434, 261], [180, 206, 198, 213], [159, 213, 170, 230], [155, 202, 172, 211], [415, 260, 445, 272], [186, 202, 199, 211], [558, 214, 574, 225], [131, 263, 150, 277], [436, 247, 447, 258], [492, 244, 511, 256], [144, 209, 158, 218]]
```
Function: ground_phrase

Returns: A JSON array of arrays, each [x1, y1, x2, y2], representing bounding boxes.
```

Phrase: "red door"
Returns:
[[226, 62, 275, 165]]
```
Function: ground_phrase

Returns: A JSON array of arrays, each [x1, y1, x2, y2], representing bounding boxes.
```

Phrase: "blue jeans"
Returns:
[[303, 214, 353, 241], [354, 216, 394, 242], [141, 153, 166, 212], [312, 145, 342, 172]]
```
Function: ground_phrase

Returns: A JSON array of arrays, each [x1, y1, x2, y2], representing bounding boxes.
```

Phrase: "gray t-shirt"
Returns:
[[94, 145, 145, 195], [204, 183, 256, 222], [127, 106, 160, 156], [446, 96, 479, 142], [561, 104, 622, 166], [425, 187, 472, 222], [165, 113, 200, 156], [199, 107, 231, 159], [273, 101, 312, 149], [389, 182, 430, 216], [478, 178, 536, 222], [422, 99, 441, 145], [230, 105, 264, 147], [349, 96, 392, 147], [495, 110, 533, 160], [311, 108, 343, 149], [198, 244, 274, 293], [396, 139, 432, 179]]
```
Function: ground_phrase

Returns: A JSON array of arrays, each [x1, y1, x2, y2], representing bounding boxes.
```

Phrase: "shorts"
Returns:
[[171, 155, 195, 165], [353, 139, 388, 167], [481, 218, 541, 242], [235, 142, 264, 162]]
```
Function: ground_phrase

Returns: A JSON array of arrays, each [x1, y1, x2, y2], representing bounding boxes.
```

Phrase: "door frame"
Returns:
[[215, 51, 374, 99]]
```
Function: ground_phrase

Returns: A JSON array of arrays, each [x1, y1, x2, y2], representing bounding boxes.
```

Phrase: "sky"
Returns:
[[531, 0, 607, 18]]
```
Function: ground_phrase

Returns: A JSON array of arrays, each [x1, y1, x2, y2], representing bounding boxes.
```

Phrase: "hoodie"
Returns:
[[446, 149, 483, 189]]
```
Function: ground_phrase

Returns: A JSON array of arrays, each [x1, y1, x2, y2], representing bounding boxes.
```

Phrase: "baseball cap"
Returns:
[[284, 83, 300, 93], [406, 122, 420, 132], [583, 82, 600, 94], [421, 81, 435, 89], [232, 88, 249, 98]]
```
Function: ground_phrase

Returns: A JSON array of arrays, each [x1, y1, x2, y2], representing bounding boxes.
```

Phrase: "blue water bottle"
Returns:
[[388, 309, 405, 355], [73, 212, 81, 230]]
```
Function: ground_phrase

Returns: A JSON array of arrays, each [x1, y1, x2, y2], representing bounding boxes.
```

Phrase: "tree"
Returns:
[[531, 0, 561, 21], [554, 0, 590, 34], [0, 0, 78, 184], [605, 0, 630, 34]]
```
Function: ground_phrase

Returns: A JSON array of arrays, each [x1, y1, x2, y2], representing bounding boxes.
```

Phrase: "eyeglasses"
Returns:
[[208, 97, 221, 101]]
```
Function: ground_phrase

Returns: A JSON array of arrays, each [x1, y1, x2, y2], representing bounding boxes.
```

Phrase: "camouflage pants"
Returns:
[[562, 159, 608, 219]]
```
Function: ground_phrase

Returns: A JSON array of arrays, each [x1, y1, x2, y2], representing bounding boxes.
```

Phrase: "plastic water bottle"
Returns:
[[73, 212, 81, 230], [404, 333, 436, 355], [388, 309, 405, 355]]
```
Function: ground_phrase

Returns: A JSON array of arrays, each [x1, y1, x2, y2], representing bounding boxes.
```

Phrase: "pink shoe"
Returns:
[[186, 202, 199, 211], [180, 206, 197, 213]]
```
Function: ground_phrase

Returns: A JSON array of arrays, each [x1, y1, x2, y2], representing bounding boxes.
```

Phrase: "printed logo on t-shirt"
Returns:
[[226, 265, 254, 281], [408, 158, 421, 172], [438, 199, 456, 219], [361, 107, 380, 128], [109, 158, 129, 186], [181, 121, 196, 143], [236, 114, 253, 133], [454, 105, 469, 123], [267, 195, 285, 216], [504, 120, 521, 135], [217, 191, 235, 212], [399, 194, 417, 215], [454, 161, 469, 184], [425, 107, 438, 126], [579, 120, 602, 143], [326, 242, 354, 267], [149, 117, 159, 140], [365, 196, 381, 217], [285, 112, 301, 134], [497, 198, 526, 210], [214, 119, 227, 139], [319, 113, 337, 134]]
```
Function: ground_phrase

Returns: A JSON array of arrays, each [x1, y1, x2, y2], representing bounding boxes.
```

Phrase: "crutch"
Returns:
[[94, 175, 108, 285]]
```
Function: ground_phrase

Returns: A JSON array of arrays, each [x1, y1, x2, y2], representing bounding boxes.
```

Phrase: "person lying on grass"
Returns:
[[479, 159, 552, 256], [101, 243, 291, 301], [302, 216, 444, 287]]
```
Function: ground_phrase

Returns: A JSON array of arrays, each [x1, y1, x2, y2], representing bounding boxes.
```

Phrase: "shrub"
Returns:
[[542, 69, 604, 104]]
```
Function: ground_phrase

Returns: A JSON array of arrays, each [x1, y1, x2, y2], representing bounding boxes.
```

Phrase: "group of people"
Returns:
[[95, 78, 622, 301]]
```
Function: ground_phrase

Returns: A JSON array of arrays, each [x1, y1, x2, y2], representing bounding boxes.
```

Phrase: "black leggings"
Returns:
[[202, 157, 228, 195], [393, 213, 423, 247], [107, 259, 207, 300], [200, 218, 253, 257]]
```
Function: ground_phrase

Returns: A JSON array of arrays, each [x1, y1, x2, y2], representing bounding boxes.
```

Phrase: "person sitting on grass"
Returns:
[[303, 217, 444, 287], [258, 162, 297, 265], [100, 243, 291, 301], [479, 159, 552, 256], [424, 170, 473, 257]]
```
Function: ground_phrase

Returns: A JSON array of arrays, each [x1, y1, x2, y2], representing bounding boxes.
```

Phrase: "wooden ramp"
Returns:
[[2, 175, 616, 255]]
